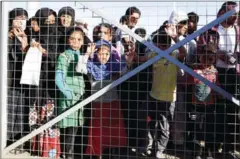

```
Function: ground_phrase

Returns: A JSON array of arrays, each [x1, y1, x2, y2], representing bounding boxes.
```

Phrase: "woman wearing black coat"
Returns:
[[25, 8, 59, 118], [7, 8, 29, 150], [57, 6, 91, 54]]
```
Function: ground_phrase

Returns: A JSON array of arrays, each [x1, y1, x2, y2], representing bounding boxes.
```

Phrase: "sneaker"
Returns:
[[129, 148, 137, 156], [141, 149, 152, 157], [234, 150, 240, 158], [131, 148, 137, 153], [156, 151, 166, 159], [217, 143, 223, 153], [199, 140, 205, 147], [229, 150, 240, 159], [206, 148, 214, 159], [195, 156, 202, 159], [206, 157, 214, 159], [9, 148, 25, 155]]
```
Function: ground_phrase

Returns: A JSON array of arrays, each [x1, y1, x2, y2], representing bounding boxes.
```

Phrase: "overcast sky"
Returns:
[[8, 1, 227, 40]]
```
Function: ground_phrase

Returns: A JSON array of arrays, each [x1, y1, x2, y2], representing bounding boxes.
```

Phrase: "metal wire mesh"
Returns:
[[3, 1, 240, 159]]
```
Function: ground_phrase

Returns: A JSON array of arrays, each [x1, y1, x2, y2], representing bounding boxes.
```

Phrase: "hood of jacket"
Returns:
[[168, 10, 188, 25]]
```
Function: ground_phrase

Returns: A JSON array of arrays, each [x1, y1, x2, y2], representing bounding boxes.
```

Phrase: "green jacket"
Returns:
[[56, 49, 85, 128]]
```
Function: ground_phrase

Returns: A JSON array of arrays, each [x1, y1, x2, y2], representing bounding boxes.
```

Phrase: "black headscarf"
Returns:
[[25, 16, 41, 44], [58, 6, 75, 28], [34, 8, 58, 58], [34, 8, 59, 99], [57, 6, 75, 53], [35, 7, 57, 35]]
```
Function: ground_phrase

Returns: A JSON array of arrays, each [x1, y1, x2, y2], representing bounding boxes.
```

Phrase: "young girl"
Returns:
[[186, 44, 218, 159], [55, 27, 90, 159], [76, 39, 129, 158]]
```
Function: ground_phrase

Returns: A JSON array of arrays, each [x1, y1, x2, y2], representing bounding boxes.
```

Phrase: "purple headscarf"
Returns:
[[87, 40, 126, 81]]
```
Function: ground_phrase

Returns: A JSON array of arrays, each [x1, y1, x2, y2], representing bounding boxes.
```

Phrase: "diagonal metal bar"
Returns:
[[3, 2, 240, 155], [82, 2, 239, 105]]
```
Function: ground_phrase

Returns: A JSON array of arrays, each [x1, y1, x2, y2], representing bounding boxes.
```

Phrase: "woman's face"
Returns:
[[31, 20, 40, 32], [188, 21, 197, 34], [12, 15, 27, 30], [128, 12, 140, 29], [97, 45, 110, 64], [44, 14, 56, 25], [60, 14, 72, 27], [68, 31, 84, 50], [177, 23, 188, 36]]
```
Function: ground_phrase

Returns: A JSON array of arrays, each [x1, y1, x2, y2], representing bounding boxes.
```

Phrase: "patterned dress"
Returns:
[[56, 49, 86, 128]]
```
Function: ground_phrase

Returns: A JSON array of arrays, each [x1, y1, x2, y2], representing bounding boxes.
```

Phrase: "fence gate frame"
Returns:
[[1, 1, 9, 158], [1, 1, 240, 156]]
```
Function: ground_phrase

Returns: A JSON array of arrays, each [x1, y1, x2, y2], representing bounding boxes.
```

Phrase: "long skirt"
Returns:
[[85, 100, 127, 156], [7, 89, 25, 140]]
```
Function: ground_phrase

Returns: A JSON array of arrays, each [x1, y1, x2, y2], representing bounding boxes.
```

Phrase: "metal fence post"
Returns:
[[0, 1, 9, 157]]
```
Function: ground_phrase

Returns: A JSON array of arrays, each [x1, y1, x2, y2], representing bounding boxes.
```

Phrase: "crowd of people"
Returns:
[[7, 1, 240, 159]]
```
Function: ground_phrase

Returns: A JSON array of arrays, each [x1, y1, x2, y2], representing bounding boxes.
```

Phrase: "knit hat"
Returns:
[[168, 10, 188, 25], [75, 19, 86, 25]]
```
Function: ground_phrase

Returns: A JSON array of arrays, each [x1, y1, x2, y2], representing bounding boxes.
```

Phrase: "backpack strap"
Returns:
[[234, 25, 240, 53]]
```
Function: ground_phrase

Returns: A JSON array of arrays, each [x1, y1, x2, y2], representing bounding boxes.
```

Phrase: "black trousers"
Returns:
[[60, 127, 79, 159], [137, 95, 175, 152], [119, 79, 151, 148], [7, 89, 25, 143], [216, 67, 240, 152], [189, 105, 216, 149]]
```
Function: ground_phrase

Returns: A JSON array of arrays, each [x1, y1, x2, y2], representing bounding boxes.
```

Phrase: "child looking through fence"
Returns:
[[134, 25, 186, 158], [55, 27, 93, 159], [186, 42, 218, 159], [75, 39, 135, 158]]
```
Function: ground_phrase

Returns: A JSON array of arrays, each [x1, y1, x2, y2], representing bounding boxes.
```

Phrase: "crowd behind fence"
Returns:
[[3, 1, 240, 159]]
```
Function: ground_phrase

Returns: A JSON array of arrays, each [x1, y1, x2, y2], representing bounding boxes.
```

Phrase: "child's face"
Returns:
[[199, 54, 216, 66], [60, 14, 72, 27], [99, 26, 112, 42], [31, 20, 40, 32], [97, 45, 110, 64], [154, 43, 170, 51], [68, 31, 84, 50]]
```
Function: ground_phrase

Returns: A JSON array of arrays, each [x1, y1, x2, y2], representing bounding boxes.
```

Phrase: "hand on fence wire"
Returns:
[[30, 40, 47, 55], [86, 43, 96, 58], [125, 42, 136, 66]]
